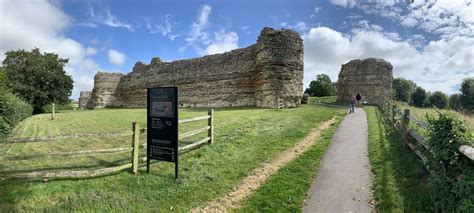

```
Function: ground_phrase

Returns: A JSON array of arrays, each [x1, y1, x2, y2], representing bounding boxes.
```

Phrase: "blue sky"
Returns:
[[1, 0, 473, 100]]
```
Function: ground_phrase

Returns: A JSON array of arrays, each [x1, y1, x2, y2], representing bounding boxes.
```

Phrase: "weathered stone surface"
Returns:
[[336, 58, 393, 105], [82, 27, 304, 109], [301, 93, 309, 104], [78, 91, 91, 109], [86, 72, 124, 109]]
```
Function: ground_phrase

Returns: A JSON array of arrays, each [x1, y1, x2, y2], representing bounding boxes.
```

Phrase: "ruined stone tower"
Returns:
[[336, 58, 393, 105], [82, 27, 304, 109]]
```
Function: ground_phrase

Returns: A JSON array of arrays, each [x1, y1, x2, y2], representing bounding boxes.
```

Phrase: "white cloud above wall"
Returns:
[[108, 49, 127, 66], [303, 26, 473, 95], [0, 0, 101, 100]]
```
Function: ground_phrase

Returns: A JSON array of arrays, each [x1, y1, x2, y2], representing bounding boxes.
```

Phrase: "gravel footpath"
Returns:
[[303, 107, 374, 213]]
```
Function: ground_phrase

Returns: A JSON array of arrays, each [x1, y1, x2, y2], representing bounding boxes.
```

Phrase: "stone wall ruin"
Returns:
[[336, 58, 393, 105], [81, 27, 304, 109]]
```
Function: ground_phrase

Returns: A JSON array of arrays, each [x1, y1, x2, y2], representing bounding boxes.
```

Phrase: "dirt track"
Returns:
[[192, 117, 337, 212]]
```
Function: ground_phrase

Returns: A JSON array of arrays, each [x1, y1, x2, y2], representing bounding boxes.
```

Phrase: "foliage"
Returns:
[[411, 87, 427, 107], [460, 78, 474, 113], [0, 92, 33, 137], [449, 94, 462, 111], [306, 74, 336, 97], [427, 91, 449, 109], [426, 112, 473, 211], [393, 78, 416, 102], [0, 67, 7, 93], [366, 106, 431, 211], [2, 48, 73, 113], [41, 102, 74, 113]]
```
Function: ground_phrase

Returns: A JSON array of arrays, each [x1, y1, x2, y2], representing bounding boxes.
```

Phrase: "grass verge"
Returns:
[[0, 105, 338, 211], [365, 106, 431, 211], [233, 111, 344, 212]]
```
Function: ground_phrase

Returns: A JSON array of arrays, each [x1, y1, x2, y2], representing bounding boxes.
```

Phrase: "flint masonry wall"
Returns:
[[78, 91, 91, 109], [83, 27, 304, 109], [336, 58, 393, 105]]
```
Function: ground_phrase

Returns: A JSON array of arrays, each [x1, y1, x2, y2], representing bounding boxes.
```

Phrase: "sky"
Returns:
[[0, 0, 473, 100]]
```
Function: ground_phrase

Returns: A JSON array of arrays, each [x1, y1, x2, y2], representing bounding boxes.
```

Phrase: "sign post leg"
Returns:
[[175, 162, 178, 179]]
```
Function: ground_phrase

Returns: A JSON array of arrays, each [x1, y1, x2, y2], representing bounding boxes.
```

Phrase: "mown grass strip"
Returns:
[[233, 112, 344, 212], [0, 105, 339, 211], [365, 106, 431, 211]]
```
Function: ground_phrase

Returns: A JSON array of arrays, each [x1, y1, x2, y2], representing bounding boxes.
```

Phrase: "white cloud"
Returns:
[[107, 49, 126, 66], [0, 0, 101, 100], [204, 30, 239, 55], [186, 4, 212, 44], [145, 14, 181, 40], [402, 0, 474, 38], [84, 3, 133, 31], [303, 26, 473, 95], [85, 47, 98, 56]]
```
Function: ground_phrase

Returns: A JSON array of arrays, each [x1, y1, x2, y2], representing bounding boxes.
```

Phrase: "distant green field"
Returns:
[[0, 104, 341, 211], [394, 102, 474, 141]]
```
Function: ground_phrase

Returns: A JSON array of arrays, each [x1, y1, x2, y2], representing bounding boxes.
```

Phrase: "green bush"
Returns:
[[41, 103, 74, 113], [0, 92, 33, 137], [426, 112, 474, 211]]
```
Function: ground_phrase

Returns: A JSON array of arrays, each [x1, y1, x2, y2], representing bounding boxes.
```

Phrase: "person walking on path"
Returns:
[[303, 107, 373, 212], [348, 94, 355, 113], [356, 93, 362, 107]]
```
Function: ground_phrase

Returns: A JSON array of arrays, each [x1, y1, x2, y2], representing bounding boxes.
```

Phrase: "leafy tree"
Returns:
[[411, 87, 427, 107], [460, 78, 474, 113], [0, 67, 8, 93], [427, 91, 449, 109], [306, 74, 336, 97], [449, 94, 462, 111], [2, 48, 73, 113], [393, 78, 416, 102]]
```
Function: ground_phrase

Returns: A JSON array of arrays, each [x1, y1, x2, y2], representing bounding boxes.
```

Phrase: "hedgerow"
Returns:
[[427, 112, 474, 212], [0, 92, 33, 138]]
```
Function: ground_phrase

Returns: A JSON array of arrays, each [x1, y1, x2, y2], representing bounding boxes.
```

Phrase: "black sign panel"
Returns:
[[147, 87, 178, 177]]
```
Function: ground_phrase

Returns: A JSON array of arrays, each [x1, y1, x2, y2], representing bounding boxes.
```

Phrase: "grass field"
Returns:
[[365, 106, 432, 211], [0, 104, 342, 211], [394, 102, 474, 141]]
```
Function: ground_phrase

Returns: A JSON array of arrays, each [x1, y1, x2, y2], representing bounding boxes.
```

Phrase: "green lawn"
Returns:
[[0, 104, 340, 211], [365, 106, 432, 211], [394, 101, 473, 141]]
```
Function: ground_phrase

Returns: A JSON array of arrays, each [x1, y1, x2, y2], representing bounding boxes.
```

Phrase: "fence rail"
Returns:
[[378, 102, 473, 174], [1, 109, 215, 180]]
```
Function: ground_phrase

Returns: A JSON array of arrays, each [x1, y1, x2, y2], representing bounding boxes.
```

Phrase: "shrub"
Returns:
[[427, 91, 449, 109], [41, 103, 74, 113], [0, 92, 33, 137], [411, 87, 427, 107], [426, 112, 474, 211]]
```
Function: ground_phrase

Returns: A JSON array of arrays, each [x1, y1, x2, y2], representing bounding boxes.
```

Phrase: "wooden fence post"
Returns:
[[403, 109, 410, 147], [131, 122, 140, 175], [208, 109, 214, 144], [392, 104, 397, 124], [51, 103, 55, 120]]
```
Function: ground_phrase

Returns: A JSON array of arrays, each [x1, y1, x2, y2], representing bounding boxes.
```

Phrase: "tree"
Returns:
[[460, 78, 474, 113], [2, 48, 73, 113], [449, 94, 462, 111], [411, 87, 427, 107], [427, 91, 449, 109], [0, 67, 7, 93], [306, 74, 336, 97], [393, 78, 416, 102]]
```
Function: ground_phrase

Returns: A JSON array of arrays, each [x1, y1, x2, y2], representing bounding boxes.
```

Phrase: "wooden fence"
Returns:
[[1, 109, 214, 179], [378, 102, 473, 174]]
